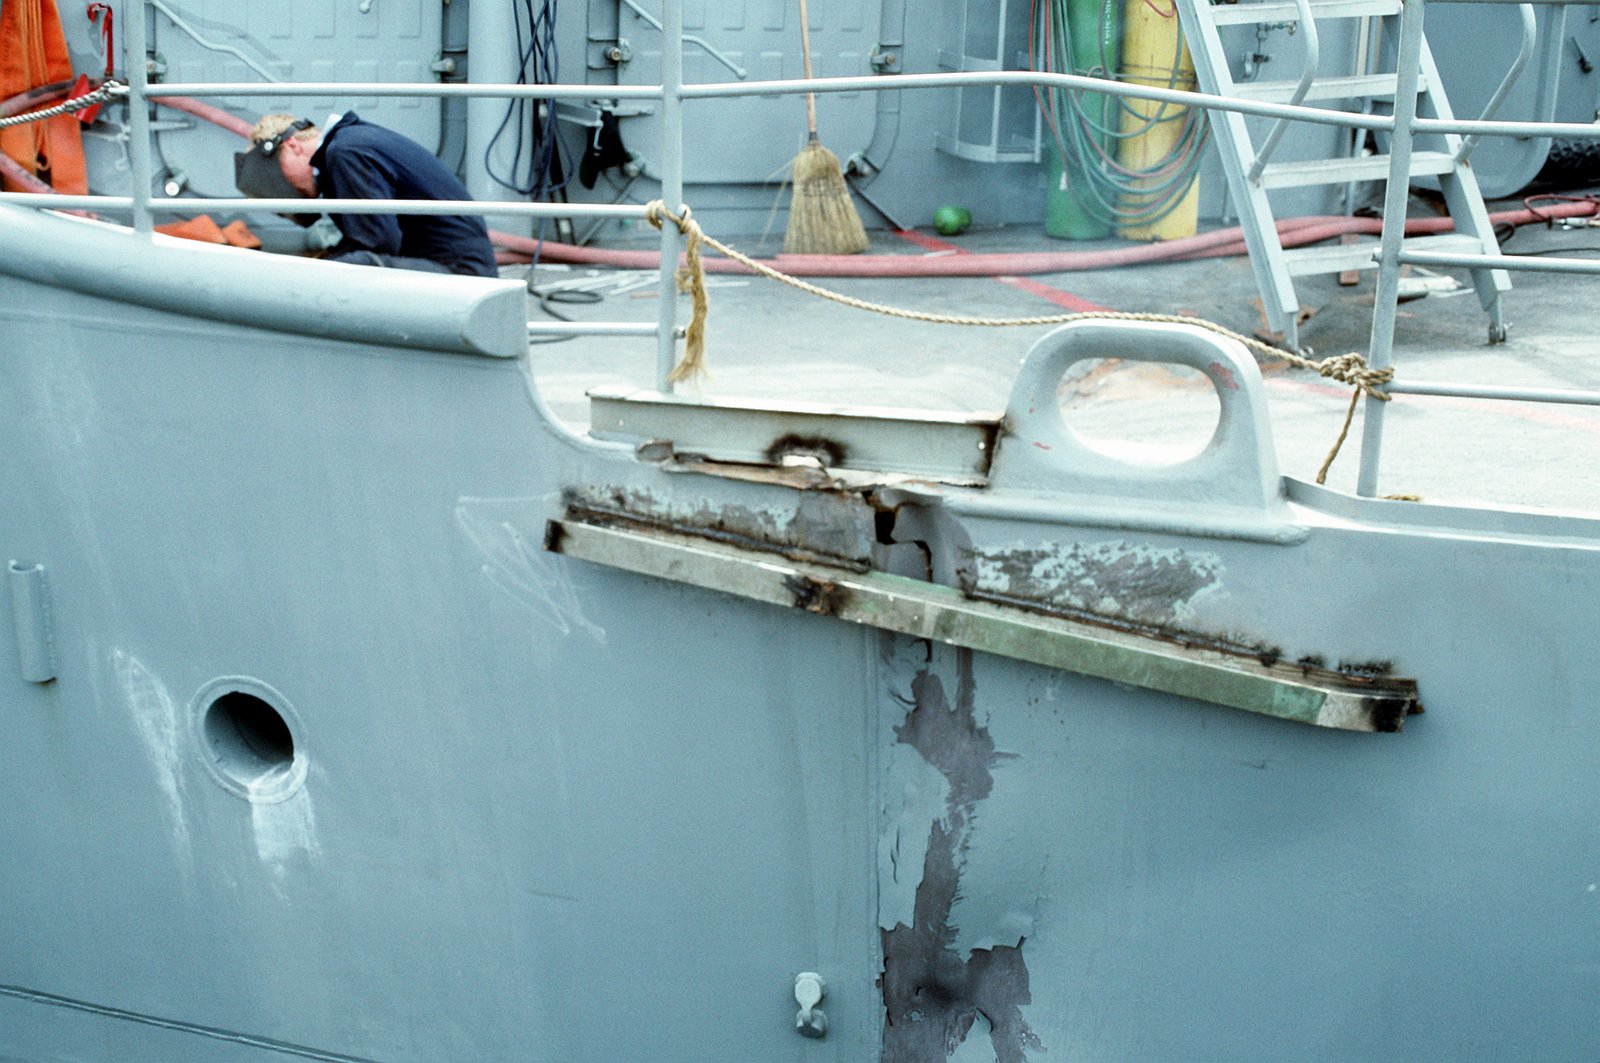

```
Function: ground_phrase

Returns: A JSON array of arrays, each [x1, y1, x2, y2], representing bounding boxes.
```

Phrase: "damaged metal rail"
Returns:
[[546, 514, 1422, 733]]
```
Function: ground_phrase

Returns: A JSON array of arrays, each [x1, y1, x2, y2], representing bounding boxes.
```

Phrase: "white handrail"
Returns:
[[140, 73, 1600, 140], [1455, 4, 1538, 163], [1247, 0, 1321, 183]]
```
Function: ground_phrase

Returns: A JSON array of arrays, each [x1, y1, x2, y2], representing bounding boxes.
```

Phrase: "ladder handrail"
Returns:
[[1455, 3, 1537, 164], [1246, 0, 1321, 183]]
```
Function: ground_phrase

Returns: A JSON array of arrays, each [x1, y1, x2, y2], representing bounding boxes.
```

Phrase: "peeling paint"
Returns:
[[566, 485, 787, 545], [881, 654, 1043, 1063], [971, 540, 1224, 626], [563, 483, 878, 570]]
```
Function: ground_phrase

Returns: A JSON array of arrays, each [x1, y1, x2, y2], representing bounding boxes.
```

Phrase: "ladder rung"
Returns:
[[1231, 72, 1427, 103], [1260, 150, 1456, 189], [1208, 0, 1401, 24], [1284, 234, 1488, 277]]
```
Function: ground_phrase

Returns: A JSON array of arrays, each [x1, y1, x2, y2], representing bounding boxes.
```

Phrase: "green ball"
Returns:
[[933, 205, 972, 236]]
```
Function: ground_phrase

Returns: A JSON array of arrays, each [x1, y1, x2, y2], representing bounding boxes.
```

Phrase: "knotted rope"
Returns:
[[641, 199, 1391, 480], [1302, 352, 1394, 484], [643, 200, 709, 383], [0, 80, 126, 129]]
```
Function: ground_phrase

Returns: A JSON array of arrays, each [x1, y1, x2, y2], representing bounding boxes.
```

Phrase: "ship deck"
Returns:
[[523, 190, 1600, 516]]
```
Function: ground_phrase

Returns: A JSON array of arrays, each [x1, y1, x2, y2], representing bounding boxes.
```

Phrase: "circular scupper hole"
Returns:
[[207, 692, 293, 772], [1058, 358, 1222, 465], [198, 683, 305, 801]]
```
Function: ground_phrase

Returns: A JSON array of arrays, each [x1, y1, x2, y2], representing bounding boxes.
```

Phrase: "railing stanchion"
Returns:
[[656, 1, 686, 391], [1357, 0, 1427, 498], [126, 0, 154, 234]]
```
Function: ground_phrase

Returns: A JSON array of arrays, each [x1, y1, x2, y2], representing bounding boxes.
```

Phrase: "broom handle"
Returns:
[[796, 0, 818, 138]]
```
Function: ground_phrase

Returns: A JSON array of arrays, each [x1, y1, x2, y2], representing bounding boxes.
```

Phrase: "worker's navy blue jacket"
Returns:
[[312, 113, 497, 277]]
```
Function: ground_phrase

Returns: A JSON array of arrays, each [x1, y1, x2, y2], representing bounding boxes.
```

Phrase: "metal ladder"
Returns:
[[1172, 0, 1521, 351]]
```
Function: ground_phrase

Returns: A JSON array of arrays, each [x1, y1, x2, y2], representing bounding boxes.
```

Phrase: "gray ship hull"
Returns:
[[2, 204, 1597, 1061]]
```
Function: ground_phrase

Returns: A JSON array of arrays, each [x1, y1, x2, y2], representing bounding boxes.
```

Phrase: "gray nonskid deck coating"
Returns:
[[525, 193, 1600, 515]]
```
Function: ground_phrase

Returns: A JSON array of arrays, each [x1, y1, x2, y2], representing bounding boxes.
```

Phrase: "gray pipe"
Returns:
[[851, 0, 907, 178], [437, 0, 471, 173], [127, 0, 154, 233], [465, 0, 530, 235], [9, 562, 55, 685]]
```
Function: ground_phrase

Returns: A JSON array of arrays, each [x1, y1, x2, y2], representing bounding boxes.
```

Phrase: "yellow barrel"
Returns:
[[1116, 0, 1199, 240]]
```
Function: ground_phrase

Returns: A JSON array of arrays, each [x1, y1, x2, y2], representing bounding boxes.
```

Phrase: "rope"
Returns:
[[0, 80, 127, 130], [643, 201, 709, 383], [641, 199, 1391, 478]]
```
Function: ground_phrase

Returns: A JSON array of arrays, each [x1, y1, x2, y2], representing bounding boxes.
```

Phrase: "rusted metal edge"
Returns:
[[964, 585, 1415, 697], [547, 517, 1420, 732], [587, 388, 999, 482], [561, 501, 876, 573]]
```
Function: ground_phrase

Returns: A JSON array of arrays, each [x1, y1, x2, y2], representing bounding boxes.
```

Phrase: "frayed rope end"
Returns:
[[645, 200, 710, 384]]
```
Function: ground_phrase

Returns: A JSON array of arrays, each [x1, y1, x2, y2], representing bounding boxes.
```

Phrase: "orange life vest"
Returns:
[[1, 0, 89, 194]]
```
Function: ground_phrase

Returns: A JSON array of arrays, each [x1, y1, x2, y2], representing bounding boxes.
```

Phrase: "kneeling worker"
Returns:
[[236, 112, 498, 278]]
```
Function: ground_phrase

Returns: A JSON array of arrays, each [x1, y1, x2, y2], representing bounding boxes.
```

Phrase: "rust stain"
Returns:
[[783, 574, 851, 616], [1364, 696, 1408, 733], [765, 433, 848, 469]]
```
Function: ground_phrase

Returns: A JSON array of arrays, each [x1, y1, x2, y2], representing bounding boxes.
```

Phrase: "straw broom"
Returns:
[[783, 0, 869, 255]]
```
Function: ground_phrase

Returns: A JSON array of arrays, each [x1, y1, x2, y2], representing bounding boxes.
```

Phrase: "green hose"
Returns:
[[1038, 0, 1209, 236], [1046, 0, 1120, 239]]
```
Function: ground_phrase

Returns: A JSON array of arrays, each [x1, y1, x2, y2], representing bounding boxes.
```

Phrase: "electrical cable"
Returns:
[[527, 287, 604, 344], [1500, 244, 1600, 256], [146, 0, 280, 83], [479, 0, 577, 280], [484, 0, 571, 200]]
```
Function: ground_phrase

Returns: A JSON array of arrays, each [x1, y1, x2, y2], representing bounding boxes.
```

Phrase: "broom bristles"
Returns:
[[784, 139, 869, 255]]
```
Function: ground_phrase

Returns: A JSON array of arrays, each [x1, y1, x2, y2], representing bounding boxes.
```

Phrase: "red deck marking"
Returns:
[[893, 230, 1110, 313]]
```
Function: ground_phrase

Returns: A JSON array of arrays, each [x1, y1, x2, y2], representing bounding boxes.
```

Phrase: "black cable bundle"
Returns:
[[485, 0, 570, 201]]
